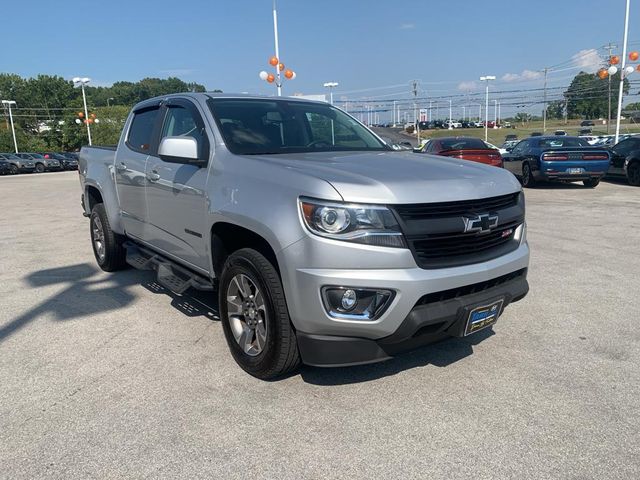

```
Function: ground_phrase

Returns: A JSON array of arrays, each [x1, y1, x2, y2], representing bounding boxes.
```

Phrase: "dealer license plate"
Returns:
[[464, 299, 504, 336]]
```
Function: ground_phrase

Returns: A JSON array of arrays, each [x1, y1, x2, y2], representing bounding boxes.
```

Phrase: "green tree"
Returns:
[[546, 100, 565, 120], [565, 71, 629, 119]]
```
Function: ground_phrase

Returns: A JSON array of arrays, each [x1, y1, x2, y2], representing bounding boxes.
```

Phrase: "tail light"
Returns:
[[543, 154, 569, 161], [582, 154, 608, 160]]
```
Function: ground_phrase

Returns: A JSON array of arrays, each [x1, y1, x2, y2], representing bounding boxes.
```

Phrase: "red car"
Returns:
[[416, 137, 503, 167]]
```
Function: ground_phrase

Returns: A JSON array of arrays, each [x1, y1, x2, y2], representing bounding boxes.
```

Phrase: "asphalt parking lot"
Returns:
[[1, 171, 639, 479]]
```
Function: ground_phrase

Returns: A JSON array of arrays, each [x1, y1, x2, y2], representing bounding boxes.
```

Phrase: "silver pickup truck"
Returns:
[[79, 93, 529, 379]]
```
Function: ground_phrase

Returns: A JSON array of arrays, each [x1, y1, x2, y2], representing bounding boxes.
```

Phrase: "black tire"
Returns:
[[219, 248, 300, 379], [9, 164, 18, 175], [583, 178, 600, 188], [522, 163, 536, 188], [35, 163, 45, 173], [89, 203, 128, 272], [627, 162, 640, 187]]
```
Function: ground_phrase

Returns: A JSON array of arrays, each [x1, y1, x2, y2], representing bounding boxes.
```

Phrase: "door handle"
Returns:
[[147, 170, 160, 182], [116, 162, 127, 172]]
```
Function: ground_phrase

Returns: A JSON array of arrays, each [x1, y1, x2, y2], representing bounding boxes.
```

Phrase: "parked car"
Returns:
[[580, 120, 595, 127], [43, 152, 78, 170], [505, 134, 518, 142], [554, 130, 567, 136], [0, 157, 11, 175], [606, 136, 640, 186], [578, 127, 592, 135], [502, 136, 610, 188], [501, 140, 519, 152], [0, 153, 36, 174], [416, 136, 503, 167], [78, 93, 529, 379], [530, 132, 543, 137], [16, 153, 62, 172]]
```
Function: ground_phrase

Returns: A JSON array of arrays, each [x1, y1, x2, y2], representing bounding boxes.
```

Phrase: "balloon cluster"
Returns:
[[598, 51, 640, 79], [259, 56, 296, 86], [74, 111, 99, 125]]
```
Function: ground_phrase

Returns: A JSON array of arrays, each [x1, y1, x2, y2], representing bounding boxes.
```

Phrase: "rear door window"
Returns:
[[127, 107, 160, 153]]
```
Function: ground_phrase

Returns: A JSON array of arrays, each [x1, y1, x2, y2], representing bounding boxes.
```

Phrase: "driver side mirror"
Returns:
[[158, 136, 206, 166]]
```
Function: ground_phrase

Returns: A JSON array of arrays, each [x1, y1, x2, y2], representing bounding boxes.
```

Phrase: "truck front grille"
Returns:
[[391, 193, 525, 269]]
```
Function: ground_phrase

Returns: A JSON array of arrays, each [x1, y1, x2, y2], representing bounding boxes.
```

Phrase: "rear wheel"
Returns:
[[583, 178, 600, 188], [219, 248, 300, 379], [89, 203, 127, 272], [522, 163, 536, 188], [35, 163, 45, 173], [9, 164, 18, 175], [627, 162, 640, 186]]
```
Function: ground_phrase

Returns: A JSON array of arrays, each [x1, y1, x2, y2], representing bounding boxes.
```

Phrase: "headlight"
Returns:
[[299, 197, 406, 248]]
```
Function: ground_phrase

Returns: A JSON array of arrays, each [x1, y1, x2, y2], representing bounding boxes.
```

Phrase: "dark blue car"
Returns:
[[502, 136, 610, 188]]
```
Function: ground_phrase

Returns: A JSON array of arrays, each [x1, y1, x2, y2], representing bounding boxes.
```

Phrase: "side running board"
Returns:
[[123, 242, 214, 294]]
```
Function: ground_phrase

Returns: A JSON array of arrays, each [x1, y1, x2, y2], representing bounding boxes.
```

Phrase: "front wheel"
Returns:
[[35, 163, 45, 173], [89, 204, 128, 272], [9, 164, 18, 175], [522, 163, 536, 188], [219, 248, 300, 380], [627, 162, 640, 186]]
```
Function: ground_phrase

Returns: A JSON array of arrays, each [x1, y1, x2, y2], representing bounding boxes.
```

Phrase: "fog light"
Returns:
[[341, 289, 357, 310], [322, 287, 395, 321]]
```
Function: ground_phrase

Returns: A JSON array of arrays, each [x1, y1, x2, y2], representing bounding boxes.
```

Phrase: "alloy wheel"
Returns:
[[226, 274, 268, 356]]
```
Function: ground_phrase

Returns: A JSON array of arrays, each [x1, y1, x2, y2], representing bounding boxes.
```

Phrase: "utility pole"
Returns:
[[412, 80, 420, 143], [542, 67, 548, 134], [392, 100, 396, 125], [448, 99, 453, 129], [605, 42, 618, 134]]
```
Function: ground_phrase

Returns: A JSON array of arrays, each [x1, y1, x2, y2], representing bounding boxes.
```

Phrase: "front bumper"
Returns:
[[297, 268, 528, 367], [280, 232, 529, 343]]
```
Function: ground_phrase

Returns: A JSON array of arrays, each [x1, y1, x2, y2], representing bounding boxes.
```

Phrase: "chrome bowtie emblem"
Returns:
[[463, 213, 499, 234]]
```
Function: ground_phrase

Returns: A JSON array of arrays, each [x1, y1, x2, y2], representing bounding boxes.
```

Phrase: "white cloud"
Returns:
[[457, 81, 477, 91], [400, 23, 415, 30], [570, 48, 603, 73], [501, 69, 542, 82]]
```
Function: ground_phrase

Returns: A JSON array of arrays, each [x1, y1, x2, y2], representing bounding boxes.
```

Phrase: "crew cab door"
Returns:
[[115, 103, 162, 239], [144, 98, 211, 272]]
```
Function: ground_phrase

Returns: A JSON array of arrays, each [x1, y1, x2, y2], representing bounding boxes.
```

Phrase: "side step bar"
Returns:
[[123, 242, 214, 294]]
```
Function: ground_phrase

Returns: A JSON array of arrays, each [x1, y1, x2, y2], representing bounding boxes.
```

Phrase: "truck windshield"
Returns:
[[208, 98, 389, 155]]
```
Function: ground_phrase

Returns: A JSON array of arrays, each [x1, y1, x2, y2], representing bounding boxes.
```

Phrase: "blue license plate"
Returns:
[[465, 299, 504, 336]]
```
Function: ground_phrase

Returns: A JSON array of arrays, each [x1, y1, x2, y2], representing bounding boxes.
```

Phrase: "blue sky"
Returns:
[[1, 0, 638, 115]]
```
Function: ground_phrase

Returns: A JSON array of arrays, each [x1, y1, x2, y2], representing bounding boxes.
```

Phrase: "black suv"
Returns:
[[16, 153, 62, 173], [43, 153, 78, 170]]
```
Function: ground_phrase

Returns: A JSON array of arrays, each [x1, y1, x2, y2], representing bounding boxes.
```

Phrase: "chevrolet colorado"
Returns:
[[79, 93, 529, 379]]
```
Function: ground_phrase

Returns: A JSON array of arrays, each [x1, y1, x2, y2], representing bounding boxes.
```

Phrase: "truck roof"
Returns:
[[133, 92, 327, 110]]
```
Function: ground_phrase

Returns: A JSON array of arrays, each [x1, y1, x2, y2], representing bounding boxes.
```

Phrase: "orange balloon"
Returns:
[[90, 113, 96, 118], [78, 112, 84, 118], [278, 63, 285, 72], [269, 56, 279, 66], [267, 73, 275, 83], [637, 64, 640, 72], [87, 118, 94, 124], [630, 51, 639, 61], [610, 55, 620, 65], [284, 69, 294, 79], [597, 68, 608, 79]]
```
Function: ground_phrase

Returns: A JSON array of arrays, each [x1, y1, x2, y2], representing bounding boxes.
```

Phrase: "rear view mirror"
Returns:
[[158, 136, 204, 165]]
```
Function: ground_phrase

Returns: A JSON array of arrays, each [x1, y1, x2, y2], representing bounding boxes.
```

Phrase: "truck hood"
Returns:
[[243, 151, 521, 204]]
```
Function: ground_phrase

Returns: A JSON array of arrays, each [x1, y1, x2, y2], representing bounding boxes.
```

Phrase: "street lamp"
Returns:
[[1, 100, 18, 153], [480, 75, 496, 141], [323, 82, 339, 104], [73, 77, 92, 146], [448, 99, 453, 130]]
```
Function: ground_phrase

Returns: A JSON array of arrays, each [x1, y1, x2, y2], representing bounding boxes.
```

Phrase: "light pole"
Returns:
[[107, 97, 115, 107], [1, 100, 18, 153], [462, 105, 466, 121], [615, 0, 630, 144], [480, 75, 496, 141], [494, 99, 498, 124], [73, 77, 92, 146], [259, 1, 296, 94], [448, 99, 453, 129], [323, 82, 339, 104]]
